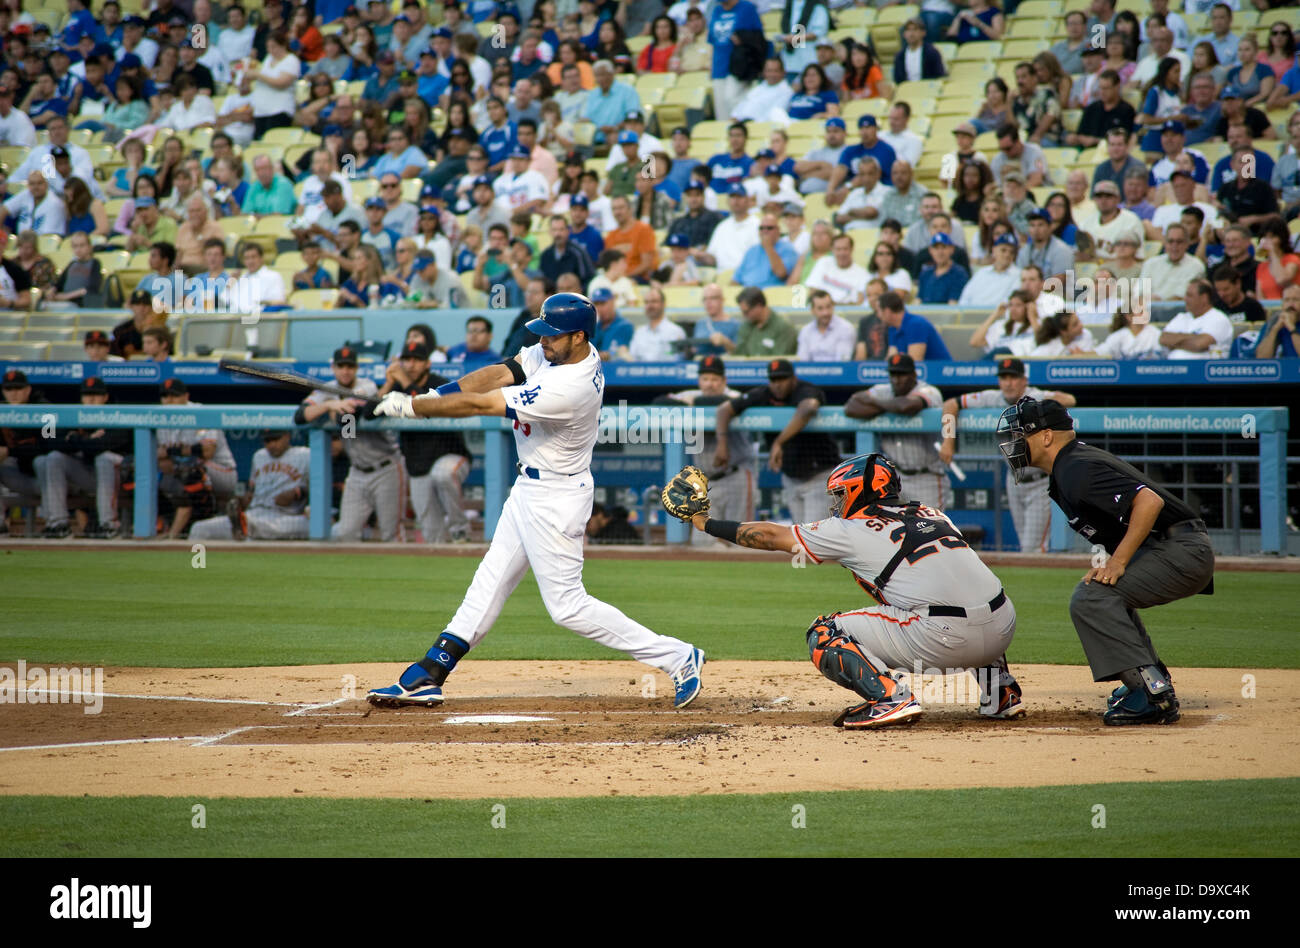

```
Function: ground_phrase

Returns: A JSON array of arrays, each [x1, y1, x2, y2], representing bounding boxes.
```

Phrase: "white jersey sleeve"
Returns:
[[517, 342, 548, 376], [792, 517, 860, 565]]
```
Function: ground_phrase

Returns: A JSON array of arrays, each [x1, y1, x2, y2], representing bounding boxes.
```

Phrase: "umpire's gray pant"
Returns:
[[1069, 532, 1215, 682]]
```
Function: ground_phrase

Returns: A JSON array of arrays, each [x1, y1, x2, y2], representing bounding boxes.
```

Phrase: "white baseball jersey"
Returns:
[[792, 507, 1003, 611], [249, 445, 310, 512], [502, 342, 603, 475], [866, 382, 944, 473], [157, 401, 235, 470], [493, 170, 549, 212]]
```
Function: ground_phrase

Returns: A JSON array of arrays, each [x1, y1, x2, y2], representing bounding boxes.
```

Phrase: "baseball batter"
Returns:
[[157, 378, 237, 503], [295, 346, 404, 542], [655, 355, 758, 547], [190, 430, 310, 540], [940, 358, 1076, 553], [845, 354, 948, 511], [662, 453, 1024, 728], [365, 292, 706, 709]]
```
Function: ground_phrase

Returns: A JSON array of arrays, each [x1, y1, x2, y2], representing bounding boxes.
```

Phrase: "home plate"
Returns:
[[443, 714, 556, 725]]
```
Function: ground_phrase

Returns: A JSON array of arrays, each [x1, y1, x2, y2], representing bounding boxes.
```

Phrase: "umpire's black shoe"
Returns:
[[1103, 688, 1181, 726]]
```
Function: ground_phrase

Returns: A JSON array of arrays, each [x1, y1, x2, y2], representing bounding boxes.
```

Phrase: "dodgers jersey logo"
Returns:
[[518, 385, 541, 406]]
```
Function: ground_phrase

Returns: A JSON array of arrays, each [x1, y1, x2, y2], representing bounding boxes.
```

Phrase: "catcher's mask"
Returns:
[[996, 396, 1074, 483], [826, 453, 902, 519]]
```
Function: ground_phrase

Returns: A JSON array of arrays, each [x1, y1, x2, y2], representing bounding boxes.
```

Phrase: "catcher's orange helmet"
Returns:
[[825, 453, 902, 519]]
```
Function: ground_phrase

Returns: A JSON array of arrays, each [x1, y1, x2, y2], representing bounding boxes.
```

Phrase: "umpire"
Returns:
[[996, 397, 1215, 726]]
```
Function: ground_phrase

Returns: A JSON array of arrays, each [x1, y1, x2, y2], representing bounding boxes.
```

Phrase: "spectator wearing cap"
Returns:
[[795, 289, 855, 362], [1017, 208, 1074, 284], [566, 193, 605, 263], [603, 194, 659, 281], [733, 287, 797, 357], [582, 59, 641, 145], [732, 212, 797, 289], [628, 284, 687, 362], [894, 17, 947, 80], [659, 231, 701, 286], [360, 196, 403, 269], [177, 32, 218, 94], [917, 232, 970, 304], [111, 288, 164, 358], [805, 231, 869, 305], [590, 287, 634, 360], [1148, 121, 1210, 190], [415, 46, 451, 103], [606, 111, 663, 174], [744, 162, 802, 214], [1068, 70, 1137, 149], [706, 123, 755, 198], [604, 131, 645, 199], [363, 51, 402, 104], [83, 329, 122, 362], [990, 123, 1049, 189], [797, 117, 848, 195], [117, 15, 160, 69], [539, 214, 594, 289], [123, 195, 175, 252], [386, 13, 422, 68], [1107, 233, 1144, 281], [1080, 179, 1146, 260], [959, 233, 1022, 307], [699, 185, 759, 273], [668, 179, 725, 251], [827, 114, 897, 204]]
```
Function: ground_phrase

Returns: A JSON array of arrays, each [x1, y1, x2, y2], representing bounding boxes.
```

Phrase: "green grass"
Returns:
[[0, 778, 1294, 857], [2, 550, 1295, 669]]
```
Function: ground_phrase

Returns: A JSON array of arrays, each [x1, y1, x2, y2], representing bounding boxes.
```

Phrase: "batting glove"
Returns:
[[373, 392, 417, 418]]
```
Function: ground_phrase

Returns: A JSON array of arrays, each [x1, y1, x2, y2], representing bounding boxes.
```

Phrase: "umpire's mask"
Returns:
[[996, 396, 1073, 483]]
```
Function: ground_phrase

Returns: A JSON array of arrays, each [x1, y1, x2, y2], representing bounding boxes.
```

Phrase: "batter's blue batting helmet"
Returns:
[[527, 292, 597, 340]]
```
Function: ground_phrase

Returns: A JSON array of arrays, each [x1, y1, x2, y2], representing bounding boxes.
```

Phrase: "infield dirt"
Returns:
[[1, 661, 1295, 800]]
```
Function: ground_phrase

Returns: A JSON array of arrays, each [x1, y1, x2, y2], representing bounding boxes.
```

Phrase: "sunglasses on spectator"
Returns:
[[382, 181, 400, 188], [759, 225, 778, 231]]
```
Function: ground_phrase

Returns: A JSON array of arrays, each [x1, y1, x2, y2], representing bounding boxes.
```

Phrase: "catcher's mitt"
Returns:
[[661, 465, 710, 522]]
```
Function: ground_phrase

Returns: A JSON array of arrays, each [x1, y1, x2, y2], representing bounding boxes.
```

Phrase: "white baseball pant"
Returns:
[[782, 468, 837, 525], [443, 471, 695, 675], [190, 508, 311, 540], [332, 461, 404, 542], [690, 466, 755, 547], [410, 454, 470, 543], [1006, 470, 1051, 553], [41, 451, 122, 525], [206, 462, 236, 504], [900, 472, 947, 512], [832, 597, 1017, 702]]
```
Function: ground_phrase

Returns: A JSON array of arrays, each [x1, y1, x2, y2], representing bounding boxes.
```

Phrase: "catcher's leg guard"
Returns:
[[806, 616, 897, 704], [412, 631, 471, 687]]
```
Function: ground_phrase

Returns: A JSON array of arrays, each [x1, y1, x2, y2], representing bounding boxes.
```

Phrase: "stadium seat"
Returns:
[[0, 327, 20, 342], [219, 216, 258, 241], [24, 313, 78, 329], [276, 251, 307, 274], [764, 286, 797, 307], [1000, 40, 1043, 61], [36, 234, 62, 255], [95, 250, 130, 272], [290, 289, 338, 310], [953, 41, 1002, 63], [836, 7, 876, 29], [46, 343, 87, 361], [76, 314, 120, 331], [0, 343, 44, 361], [1015, 0, 1061, 15], [663, 285, 702, 309], [1005, 18, 1048, 39], [19, 328, 72, 343]]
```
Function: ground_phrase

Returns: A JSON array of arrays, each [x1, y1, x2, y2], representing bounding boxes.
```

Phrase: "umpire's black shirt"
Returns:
[[1048, 438, 1198, 555], [729, 380, 843, 481]]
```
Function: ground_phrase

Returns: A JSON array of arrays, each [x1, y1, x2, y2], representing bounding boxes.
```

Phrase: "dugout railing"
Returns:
[[0, 405, 1287, 553]]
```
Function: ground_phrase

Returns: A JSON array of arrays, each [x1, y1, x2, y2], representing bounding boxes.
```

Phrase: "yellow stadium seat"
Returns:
[[836, 7, 876, 29], [95, 250, 130, 272], [1016, 0, 1062, 15], [0, 342, 50, 360], [848, 230, 878, 256], [802, 193, 828, 225], [290, 289, 338, 310], [1001, 40, 1045, 62], [636, 74, 675, 97], [948, 61, 996, 83], [1006, 18, 1048, 39], [931, 42, 957, 63], [896, 80, 942, 101], [662, 86, 707, 110], [663, 285, 702, 309], [875, 4, 918, 28], [952, 41, 1001, 63], [678, 71, 711, 89], [764, 285, 798, 308], [760, 10, 781, 32]]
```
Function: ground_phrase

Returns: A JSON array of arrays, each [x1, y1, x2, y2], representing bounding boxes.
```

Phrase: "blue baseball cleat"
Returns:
[[670, 647, 705, 709], [367, 663, 445, 708]]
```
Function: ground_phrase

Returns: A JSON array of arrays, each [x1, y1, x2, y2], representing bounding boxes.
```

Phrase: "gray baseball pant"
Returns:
[[206, 462, 237, 505], [1068, 532, 1215, 682], [1, 456, 46, 522], [1006, 470, 1051, 553], [410, 453, 470, 543], [690, 466, 756, 546], [190, 508, 311, 540], [332, 461, 403, 542], [782, 467, 837, 524], [42, 451, 122, 526]]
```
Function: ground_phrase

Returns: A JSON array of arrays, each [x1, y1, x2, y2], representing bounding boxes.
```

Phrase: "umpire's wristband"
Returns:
[[704, 519, 740, 544]]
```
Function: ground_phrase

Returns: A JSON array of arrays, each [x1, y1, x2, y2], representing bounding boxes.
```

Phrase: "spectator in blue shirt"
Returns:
[[709, 0, 764, 120], [479, 98, 519, 173], [363, 52, 401, 103], [1252, 284, 1300, 357], [446, 314, 503, 370], [665, 126, 702, 195], [733, 212, 798, 287], [786, 64, 840, 121], [878, 289, 953, 360], [590, 286, 634, 360], [416, 48, 450, 102], [829, 114, 897, 203], [1208, 121, 1275, 192], [23, 73, 71, 129], [568, 193, 605, 263], [917, 233, 970, 304], [582, 60, 641, 145], [707, 123, 755, 196], [372, 125, 428, 180]]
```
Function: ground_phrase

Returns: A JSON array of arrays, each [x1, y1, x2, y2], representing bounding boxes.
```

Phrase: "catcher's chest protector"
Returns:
[[869, 503, 968, 593]]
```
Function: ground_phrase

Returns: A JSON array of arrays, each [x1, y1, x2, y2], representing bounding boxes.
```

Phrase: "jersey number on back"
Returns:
[[888, 524, 968, 565]]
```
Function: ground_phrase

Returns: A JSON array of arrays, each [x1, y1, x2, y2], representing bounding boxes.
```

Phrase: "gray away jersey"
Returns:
[[249, 445, 310, 512], [306, 378, 399, 469]]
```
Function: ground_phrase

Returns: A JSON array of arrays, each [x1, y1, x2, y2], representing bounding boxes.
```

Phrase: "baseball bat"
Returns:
[[218, 358, 382, 412]]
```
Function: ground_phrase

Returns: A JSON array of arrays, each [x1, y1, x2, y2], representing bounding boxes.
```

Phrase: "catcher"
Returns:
[[662, 457, 1025, 729]]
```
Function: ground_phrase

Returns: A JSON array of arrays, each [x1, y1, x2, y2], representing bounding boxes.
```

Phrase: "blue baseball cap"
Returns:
[[135, 196, 156, 207], [666, 232, 690, 248], [571, 193, 589, 207], [617, 130, 639, 145], [394, 13, 411, 23], [1161, 119, 1186, 134], [412, 255, 437, 271], [472, 174, 493, 188], [825, 117, 846, 130], [858, 115, 877, 128], [764, 164, 782, 176], [727, 183, 748, 197], [1028, 207, 1052, 222], [119, 53, 143, 69], [589, 287, 614, 303], [420, 47, 437, 58], [929, 232, 953, 246], [1222, 84, 1243, 98], [364, 196, 387, 209], [756, 148, 776, 160], [994, 233, 1019, 248], [507, 144, 531, 160], [322, 124, 343, 137], [420, 183, 439, 199], [433, 26, 453, 39]]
